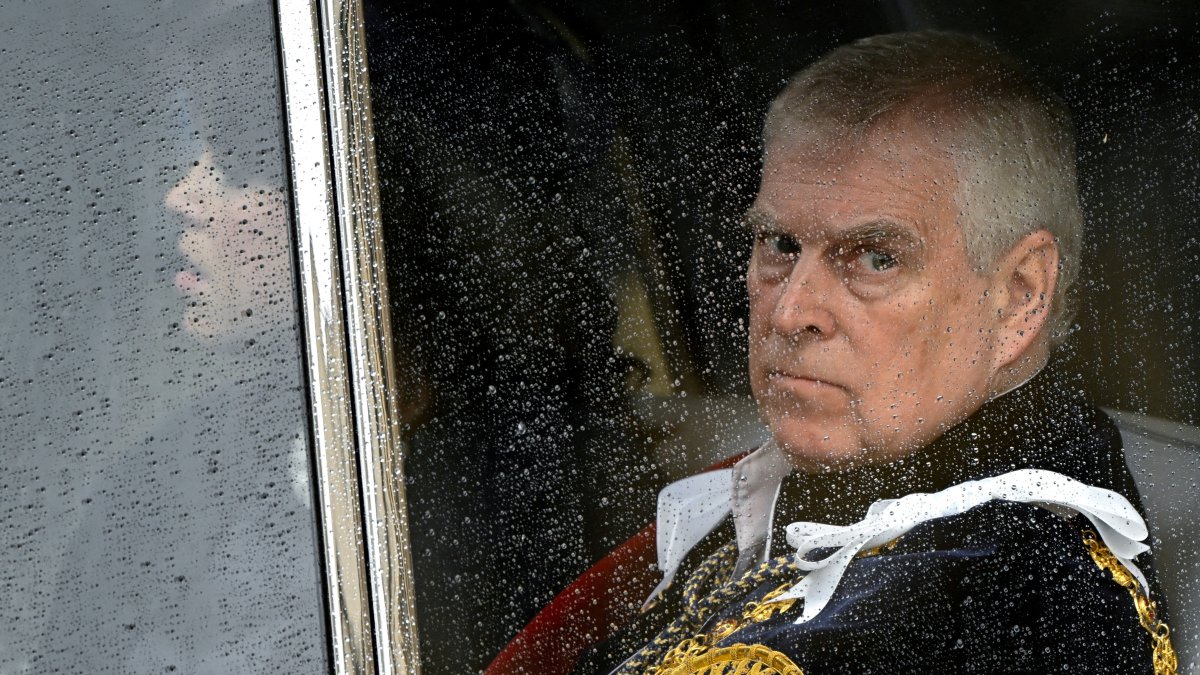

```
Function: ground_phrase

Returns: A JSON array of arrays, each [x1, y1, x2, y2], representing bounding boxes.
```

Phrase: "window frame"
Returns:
[[272, 4, 1200, 673], [277, 1, 419, 673]]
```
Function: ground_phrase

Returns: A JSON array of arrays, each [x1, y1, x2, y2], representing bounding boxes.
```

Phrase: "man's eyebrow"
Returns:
[[835, 219, 924, 247], [740, 207, 778, 231], [740, 211, 925, 251]]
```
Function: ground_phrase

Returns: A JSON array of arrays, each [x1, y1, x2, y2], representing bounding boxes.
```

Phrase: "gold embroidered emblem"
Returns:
[[652, 583, 803, 674], [656, 643, 805, 675]]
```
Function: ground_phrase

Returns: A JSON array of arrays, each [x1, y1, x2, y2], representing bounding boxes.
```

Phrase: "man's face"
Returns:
[[165, 148, 292, 341], [747, 124, 1003, 471]]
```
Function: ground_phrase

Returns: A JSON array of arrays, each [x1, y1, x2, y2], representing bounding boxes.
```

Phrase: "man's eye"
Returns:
[[760, 233, 800, 257], [858, 249, 898, 272]]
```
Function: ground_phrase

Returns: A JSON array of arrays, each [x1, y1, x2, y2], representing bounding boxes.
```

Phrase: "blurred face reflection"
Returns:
[[747, 123, 1002, 472], [165, 148, 290, 341]]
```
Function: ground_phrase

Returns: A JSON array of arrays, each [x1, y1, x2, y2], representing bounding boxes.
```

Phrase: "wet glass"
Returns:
[[363, 2, 1199, 672], [0, 1, 327, 672]]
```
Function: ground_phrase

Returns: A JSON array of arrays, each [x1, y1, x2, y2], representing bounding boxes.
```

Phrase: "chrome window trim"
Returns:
[[277, 2, 376, 673], [318, 0, 421, 672], [277, 1, 419, 673]]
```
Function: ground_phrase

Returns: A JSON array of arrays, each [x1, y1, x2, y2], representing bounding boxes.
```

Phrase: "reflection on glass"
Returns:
[[364, 3, 1198, 673], [168, 148, 292, 342], [0, 1, 327, 672]]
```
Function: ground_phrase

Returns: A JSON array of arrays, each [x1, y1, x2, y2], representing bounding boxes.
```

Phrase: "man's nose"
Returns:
[[770, 261, 838, 338]]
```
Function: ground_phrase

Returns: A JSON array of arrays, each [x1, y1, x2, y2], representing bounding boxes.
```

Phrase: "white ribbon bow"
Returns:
[[775, 468, 1150, 623]]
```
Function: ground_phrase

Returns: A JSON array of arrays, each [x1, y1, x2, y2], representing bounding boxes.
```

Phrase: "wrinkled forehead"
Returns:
[[762, 109, 955, 177], [753, 116, 966, 243]]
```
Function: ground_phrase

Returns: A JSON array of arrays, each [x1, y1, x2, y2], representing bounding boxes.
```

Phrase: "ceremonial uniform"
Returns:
[[577, 364, 1177, 674]]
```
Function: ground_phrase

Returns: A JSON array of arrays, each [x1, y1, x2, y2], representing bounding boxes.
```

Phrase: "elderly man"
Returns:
[[488, 31, 1177, 675], [580, 31, 1176, 675]]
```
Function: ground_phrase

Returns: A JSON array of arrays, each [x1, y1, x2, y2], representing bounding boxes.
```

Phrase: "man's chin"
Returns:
[[776, 440, 874, 473], [775, 425, 945, 474], [771, 423, 910, 474]]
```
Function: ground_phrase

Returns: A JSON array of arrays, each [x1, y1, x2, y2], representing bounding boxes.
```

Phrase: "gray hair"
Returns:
[[764, 31, 1081, 344]]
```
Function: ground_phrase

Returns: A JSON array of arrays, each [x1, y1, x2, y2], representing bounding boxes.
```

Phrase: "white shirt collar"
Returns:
[[645, 440, 790, 607], [730, 440, 791, 576]]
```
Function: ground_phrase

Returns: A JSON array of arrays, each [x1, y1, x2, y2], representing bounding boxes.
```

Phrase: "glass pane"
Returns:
[[0, 2, 328, 672], [364, 3, 1199, 672]]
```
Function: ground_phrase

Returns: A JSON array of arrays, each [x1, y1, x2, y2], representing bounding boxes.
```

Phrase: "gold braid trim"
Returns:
[[617, 546, 800, 675], [627, 538, 904, 674], [615, 542, 739, 675], [652, 581, 801, 674], [1082, 530, 1178, 675]]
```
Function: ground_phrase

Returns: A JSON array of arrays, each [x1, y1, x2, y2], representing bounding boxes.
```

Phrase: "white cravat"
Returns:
[[776, 468, 1150, 623]]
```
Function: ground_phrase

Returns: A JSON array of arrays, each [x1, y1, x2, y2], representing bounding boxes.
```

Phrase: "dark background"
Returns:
[[364, 2, 1199, 671]]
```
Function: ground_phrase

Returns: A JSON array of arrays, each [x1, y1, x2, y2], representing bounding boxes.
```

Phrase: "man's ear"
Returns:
[[988, 229, 1060, 371]]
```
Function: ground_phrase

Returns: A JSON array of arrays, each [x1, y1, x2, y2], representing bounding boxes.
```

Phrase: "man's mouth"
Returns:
[[766, 370, 847, 396]]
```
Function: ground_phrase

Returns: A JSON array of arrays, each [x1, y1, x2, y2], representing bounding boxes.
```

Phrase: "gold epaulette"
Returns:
[[1082, 530, 1178, 675]]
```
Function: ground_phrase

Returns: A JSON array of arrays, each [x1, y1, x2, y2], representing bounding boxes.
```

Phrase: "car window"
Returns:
[[0, 1, 328, 672], [364, 2, 1198, 672]]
